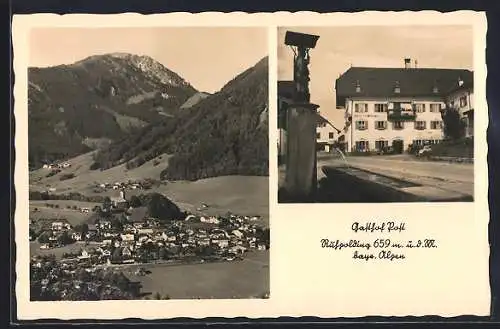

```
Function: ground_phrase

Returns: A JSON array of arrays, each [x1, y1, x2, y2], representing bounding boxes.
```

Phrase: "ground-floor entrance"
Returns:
[[392, 139, 404, 154]]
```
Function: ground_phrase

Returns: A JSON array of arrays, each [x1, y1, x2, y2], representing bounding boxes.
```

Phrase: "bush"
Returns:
[[60, 173, 76, 181]]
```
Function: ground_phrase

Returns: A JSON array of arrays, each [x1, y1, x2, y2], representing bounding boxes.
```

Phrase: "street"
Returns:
[[317, 154, 474, 202]]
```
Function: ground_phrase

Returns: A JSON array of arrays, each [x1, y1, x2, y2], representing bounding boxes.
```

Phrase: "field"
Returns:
[[125, 250, 269, 299], [29, 200, 99, 226], [29, 152, 269, 225], [30, 241, 91, 258]]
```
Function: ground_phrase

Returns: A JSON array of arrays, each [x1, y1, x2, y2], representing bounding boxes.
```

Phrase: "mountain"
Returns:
[[28, 53, 198, 169], [180, 92, 211, 109], [92, 57, 269, 181]]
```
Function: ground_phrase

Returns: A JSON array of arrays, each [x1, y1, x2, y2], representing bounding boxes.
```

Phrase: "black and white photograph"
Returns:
[[278, 26, 475, 203], [26, 27, 270, 301]]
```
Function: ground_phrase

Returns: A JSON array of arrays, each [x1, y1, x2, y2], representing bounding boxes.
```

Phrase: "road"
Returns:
[[318, 155, 474, 199]]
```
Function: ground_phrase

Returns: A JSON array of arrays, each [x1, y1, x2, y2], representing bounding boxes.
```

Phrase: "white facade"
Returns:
[[343, 97, 446, 152], [446, 87, 474, 137], [316, 116, 337, 152]]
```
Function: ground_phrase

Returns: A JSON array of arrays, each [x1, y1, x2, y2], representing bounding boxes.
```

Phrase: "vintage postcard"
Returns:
[[13, 11, 489, 320]]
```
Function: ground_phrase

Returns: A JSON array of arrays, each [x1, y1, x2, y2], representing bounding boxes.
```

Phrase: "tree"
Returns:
[[57, 231, 75, 245], [111, 247, 123, 263], [441, 107, 466, 140], [103, 197, 112, 211], [146, 193, 182, 222], [129, 195, 142, 208], [37, 232, 50, 244]]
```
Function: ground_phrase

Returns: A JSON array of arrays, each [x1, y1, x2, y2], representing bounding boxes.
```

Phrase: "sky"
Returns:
[[278, 25, 473, 129], [29, 27, 268, 94]]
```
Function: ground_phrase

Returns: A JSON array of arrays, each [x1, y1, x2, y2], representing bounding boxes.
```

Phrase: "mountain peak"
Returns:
[[74, 53, 192, 88]]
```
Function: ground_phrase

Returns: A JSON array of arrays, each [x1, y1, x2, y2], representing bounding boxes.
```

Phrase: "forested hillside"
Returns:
[[91, 57, 269, 180], [28, 53, 197, 169]]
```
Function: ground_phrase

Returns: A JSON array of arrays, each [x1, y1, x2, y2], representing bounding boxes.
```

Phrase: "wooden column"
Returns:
[[284, 103, 319, 202]]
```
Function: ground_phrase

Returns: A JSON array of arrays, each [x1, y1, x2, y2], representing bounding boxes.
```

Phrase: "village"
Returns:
[[30, 189, 270, 270]]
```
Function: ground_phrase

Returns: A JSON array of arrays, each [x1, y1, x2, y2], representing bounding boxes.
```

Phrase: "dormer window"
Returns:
[[394, 81, 401, 94], [458, 77, 464, 87], [355, 80, 361, 93], [432, 82, 439, 93]]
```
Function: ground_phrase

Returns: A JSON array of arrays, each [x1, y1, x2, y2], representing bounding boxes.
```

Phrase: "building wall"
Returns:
[[343, 97, 446, 152], [446, 88, 474, 137], [316, 108, 338, 152]]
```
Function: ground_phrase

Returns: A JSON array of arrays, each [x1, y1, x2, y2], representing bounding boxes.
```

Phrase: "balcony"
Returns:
[[387, 109, 416, 122]]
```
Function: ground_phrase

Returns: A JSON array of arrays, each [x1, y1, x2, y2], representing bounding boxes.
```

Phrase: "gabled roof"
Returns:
[[335, 67, 473, 104]]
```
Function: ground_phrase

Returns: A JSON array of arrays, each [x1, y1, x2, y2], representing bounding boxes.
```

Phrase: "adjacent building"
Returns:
[[278, 80, 338, 160], [335, 59, 474, 153]]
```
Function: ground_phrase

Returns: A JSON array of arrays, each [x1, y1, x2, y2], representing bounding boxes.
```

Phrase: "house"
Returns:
[[72, 232, 82, 241], [51, 220, 71, 231], [335, 59, 474, 153], [217, 239, 229, 248], [445, 76, 474, 137], [81, 208, 90, 213], [198, 238, 210, 246], [78, 249, 90, 260], [231, 230, 244, 239], [137, 227, 154, 235], [111, 190, 129, 209], [122, 246, 133, 258], [98, 219, 112, 230], [229, 245, 247, 254], [102, 239, 112, 246], [121, 233, 135, 242]]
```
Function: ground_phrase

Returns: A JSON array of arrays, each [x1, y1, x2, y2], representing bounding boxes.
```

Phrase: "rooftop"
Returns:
[[335, 67, 473, 104]]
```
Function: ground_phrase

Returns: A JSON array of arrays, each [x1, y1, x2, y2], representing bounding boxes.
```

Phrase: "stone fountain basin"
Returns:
[[319, 165, 472, 202]]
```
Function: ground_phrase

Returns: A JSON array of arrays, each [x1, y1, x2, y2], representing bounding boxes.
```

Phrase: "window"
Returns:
[[375, 121, 387, 130], [393, 121, 404, 130], [414, 121, 426, 130], [374, 103, 387, 113], [430, 104, 441, 113], [375, 140, 389, 151], [354, 103, 368, 113], [355, 141, 369, 152], [316, 132, 321, 139], [414, 103, 426, 113], [355, 120, 368, 130], [317, 122, 326, 128], [430, 121, 443, 129], [413, 139, 424, 147], [328, 132, 334, 139], [460, 96, 468, 107]]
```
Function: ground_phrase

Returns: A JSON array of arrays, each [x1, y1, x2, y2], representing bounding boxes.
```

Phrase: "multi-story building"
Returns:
[[335, 59, 474, 153]]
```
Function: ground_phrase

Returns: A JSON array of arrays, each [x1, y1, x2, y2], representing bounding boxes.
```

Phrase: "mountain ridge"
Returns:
[[92, 56, 269, 180], [28, 53, 198, 169]]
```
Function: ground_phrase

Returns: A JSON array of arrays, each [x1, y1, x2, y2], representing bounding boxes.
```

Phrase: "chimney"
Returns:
[[404, 58, 411, 69], [414, 59, 418, 68]]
